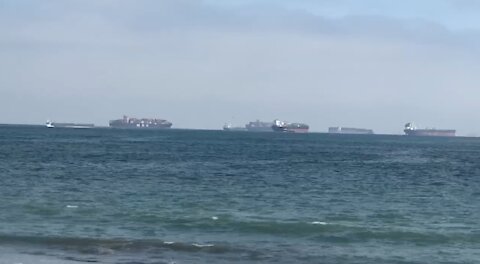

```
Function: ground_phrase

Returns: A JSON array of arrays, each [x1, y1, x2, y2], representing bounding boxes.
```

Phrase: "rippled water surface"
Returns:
[[0, 125, 479, 263]]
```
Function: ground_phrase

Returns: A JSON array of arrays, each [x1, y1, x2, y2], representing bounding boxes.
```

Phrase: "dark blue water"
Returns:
[[0, 125, 479, 263]]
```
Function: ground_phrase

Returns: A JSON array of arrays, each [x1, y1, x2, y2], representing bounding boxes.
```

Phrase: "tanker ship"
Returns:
[[328, 127, 374, 135], [109, 115, 172, 129], [223, 123, 247, 131], [404, 123, 455, 137], [272, 119, 309, 133], [46, 120, 94, 129]]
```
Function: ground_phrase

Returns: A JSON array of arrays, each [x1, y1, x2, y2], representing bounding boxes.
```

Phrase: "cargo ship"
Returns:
[[404, 122, 455, 137], [245, 120, 273, 132], [109, 115, 172, 129], [272, 119, 309, 133], [46, 120, 94, 129], [328, 127, 374, 134]]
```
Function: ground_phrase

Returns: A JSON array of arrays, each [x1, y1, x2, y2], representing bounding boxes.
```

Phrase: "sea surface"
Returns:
[[0, 125, 479, 264]]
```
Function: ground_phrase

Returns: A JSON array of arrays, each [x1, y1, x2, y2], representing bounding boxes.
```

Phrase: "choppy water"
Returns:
[[0, 125, 479, 264]]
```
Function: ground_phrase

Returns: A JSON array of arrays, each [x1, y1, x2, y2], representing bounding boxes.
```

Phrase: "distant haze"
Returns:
[[1, 0, 480, 135]]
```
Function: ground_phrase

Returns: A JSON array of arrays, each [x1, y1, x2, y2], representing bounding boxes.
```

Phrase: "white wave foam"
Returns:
[[163, 241, 175, 245], [66, 205, 78, 208], [192, 243, 214, 248], [211, 216, 218, 220], [311, 221, 327, 225]]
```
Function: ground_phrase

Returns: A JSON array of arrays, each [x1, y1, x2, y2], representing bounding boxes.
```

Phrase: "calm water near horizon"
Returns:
[[0, 125, 479, 263]]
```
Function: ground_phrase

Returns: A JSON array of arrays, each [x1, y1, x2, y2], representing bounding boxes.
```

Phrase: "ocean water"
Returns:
[[0, 125, 479, 264]]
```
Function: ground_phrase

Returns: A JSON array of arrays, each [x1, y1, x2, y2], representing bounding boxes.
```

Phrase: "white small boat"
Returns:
[[46, 120, 55, 128]]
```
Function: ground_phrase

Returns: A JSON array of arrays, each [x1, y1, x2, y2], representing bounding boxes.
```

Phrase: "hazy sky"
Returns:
[[2, 0, 480, 134]]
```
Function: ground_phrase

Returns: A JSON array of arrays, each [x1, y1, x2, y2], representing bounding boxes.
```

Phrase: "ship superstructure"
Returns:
[[109, 115, 172, 129], [272, 119, 309, 133], [404, 122, 455, 137]]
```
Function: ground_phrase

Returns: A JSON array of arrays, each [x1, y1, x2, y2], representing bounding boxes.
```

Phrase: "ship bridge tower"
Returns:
[[404, 122, 417, 131]]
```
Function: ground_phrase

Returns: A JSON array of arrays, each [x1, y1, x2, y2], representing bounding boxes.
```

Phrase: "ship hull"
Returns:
[[246, 127, 273, 132], [223, 127, 247, 132], [328, 127, 374, 135], [287, 128, 309, 133], [404, 129, 455, 137], [51, 123, 95, 129], [110, 123, 172, 129]]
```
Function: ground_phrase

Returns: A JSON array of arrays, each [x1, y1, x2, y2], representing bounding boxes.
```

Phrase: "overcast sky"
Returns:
[[1, 0, 480, 134]]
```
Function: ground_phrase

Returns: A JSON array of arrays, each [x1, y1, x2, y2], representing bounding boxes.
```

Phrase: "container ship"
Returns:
[[404, 123, 455, 137], [109, 115, 172, 129], [328, 127, 374, 135], [272, 119, 309, 133], [245, 120, 273, 132], [46, 120, 94, 129]]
